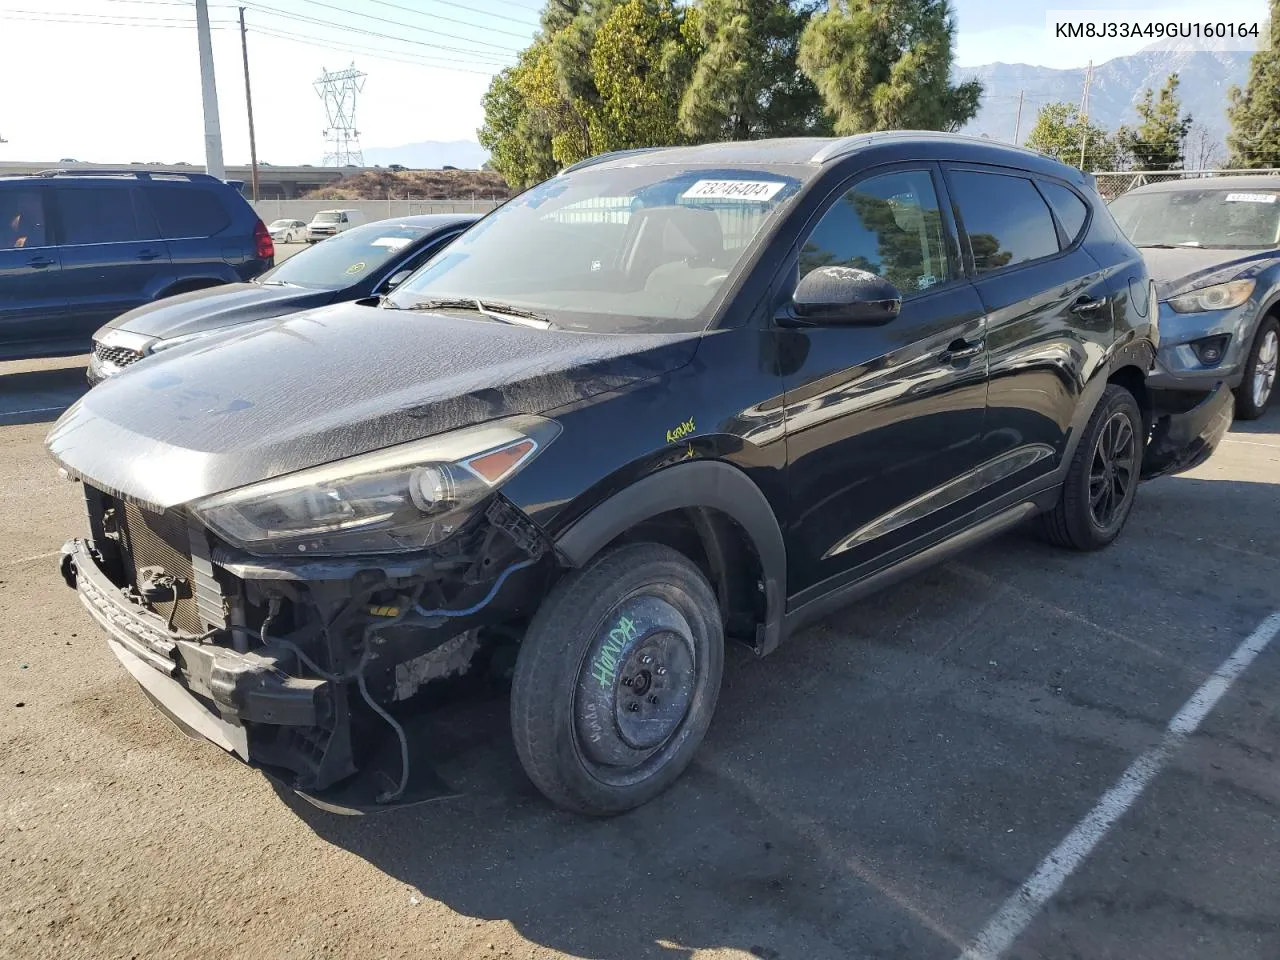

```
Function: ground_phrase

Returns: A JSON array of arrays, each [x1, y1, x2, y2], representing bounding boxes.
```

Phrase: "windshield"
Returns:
[[313, 212, 343, 224], [387, 163, 807, 332], [1110, 188, 1280, 248], [258, 221, 432, 289]]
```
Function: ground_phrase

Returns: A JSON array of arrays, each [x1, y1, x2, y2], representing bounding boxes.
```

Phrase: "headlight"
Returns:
[[1166, 279, 1255, 313], [190, 415, 560, 556]]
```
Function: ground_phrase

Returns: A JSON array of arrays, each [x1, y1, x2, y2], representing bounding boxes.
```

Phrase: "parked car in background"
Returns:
[[88, 213, 476, 382], [0, 169, 273, 361], [1110, 175, 1280, 418], [306, 208, 365, 242], [51, 134, 1231, 817], [268, 218, 308, 243]]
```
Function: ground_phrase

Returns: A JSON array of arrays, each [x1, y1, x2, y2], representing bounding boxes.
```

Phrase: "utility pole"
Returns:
[[1012, 89, 1024, 146], [1078, 60, 1093, 170], [194, 0, 226, 179], [238, 8, 260, 201]]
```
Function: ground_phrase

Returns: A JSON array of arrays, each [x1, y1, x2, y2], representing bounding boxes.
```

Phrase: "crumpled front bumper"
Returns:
[[60, 538, 329, 760], [1142, 382, 1235, 480]]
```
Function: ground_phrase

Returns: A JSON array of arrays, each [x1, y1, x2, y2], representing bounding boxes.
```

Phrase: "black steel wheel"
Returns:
[[1043, 384, 1144, 551], [511, 542, 723, 815]]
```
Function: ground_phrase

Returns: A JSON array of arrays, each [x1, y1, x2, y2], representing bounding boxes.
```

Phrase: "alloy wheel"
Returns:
[[1255, 328, 1278, 410], [1088, 411, 1137, 530]]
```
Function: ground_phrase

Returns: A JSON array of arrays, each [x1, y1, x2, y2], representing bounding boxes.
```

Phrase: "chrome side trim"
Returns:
[[824, 444, 1055, 558]]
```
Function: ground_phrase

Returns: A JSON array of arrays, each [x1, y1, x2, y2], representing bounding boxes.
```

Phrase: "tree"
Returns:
[[679, 0, 828, 141], [1117, 74, 1192, 170], [1024, 102, 1123, 171], [1227, 1, 1280, 168], [1185, 121, 1226, 171], [591, 0, 703, 152], [477, 44, 559, 189], [797, 0, 981, 134]]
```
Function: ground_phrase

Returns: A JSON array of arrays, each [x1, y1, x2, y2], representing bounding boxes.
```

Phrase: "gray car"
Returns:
[[1109, 175, 1280, 419]]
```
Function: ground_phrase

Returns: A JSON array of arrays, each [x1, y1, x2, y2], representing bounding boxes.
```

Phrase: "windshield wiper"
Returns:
[[406, 297, 553, 329], [1137, 242, 1204, 249]]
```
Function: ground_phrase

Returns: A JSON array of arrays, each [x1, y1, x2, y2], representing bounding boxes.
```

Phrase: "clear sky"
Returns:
[[0, 0, 1268, 165]]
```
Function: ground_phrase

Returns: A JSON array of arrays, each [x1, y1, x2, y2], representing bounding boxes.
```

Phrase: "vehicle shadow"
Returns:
[[1227, 403, 1280, 435], [0, 361, 90, 425]]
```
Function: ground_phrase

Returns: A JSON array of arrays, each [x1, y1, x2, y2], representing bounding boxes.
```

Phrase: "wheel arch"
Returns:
[[155, 276, 229, 300], [554, 460, 786, 656]]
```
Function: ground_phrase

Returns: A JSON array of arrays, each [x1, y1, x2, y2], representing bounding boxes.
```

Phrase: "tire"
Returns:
[[1233, 316, 1279, 420], [1042, 384, 1144, 551], [510, 542, 724, 815]]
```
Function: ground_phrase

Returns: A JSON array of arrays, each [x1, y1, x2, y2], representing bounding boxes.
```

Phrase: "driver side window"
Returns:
[[800, 169, 950, 297]]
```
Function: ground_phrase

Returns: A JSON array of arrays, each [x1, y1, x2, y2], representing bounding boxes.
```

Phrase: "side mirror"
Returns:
[[791, 266, 901, 324], [383, 269, 413, 291]]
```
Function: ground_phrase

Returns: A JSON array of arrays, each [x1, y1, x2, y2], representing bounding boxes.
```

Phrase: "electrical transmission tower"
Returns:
[[315, 64, 366, 166]]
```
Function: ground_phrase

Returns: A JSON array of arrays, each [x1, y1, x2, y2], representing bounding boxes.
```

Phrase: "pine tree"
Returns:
[[1227, 1, 1280, 168], [678, 0, 828, 141], [1118, 74, 1192, 170], [797, 0, 981, 134]]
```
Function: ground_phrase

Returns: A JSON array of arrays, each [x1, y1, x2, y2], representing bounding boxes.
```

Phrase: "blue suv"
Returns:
[[0, 169, 273, 361]]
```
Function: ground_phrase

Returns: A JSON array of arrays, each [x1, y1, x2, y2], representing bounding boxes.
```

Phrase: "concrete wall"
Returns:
[[252, 198, 503, 222]]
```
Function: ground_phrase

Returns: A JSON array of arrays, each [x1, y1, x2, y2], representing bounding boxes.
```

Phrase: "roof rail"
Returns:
[[809, 130, 1054, 165], [34, 168, 221, 182], [558, 147, 666, 176]]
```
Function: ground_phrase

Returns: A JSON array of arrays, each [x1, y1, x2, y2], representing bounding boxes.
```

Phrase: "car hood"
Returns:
[[1141, 247, 1280, 299], [104, 283, 335, 341], [48, 302, 700, 510]]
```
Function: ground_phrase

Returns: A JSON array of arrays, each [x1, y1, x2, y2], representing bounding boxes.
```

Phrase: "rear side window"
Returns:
[[0, 188, 49, 249], [1038, 181, 1090, 243], [949, 170, 1060, 273], [149, 184, 231, 238], [55, 186, 141, 244]]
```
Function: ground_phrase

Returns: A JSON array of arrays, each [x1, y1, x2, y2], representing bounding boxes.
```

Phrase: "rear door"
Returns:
[[0, 185, 69, 354], [147, 182, 237, 271], [943, 165, 1113, 492], [52, 182, 172, 335]]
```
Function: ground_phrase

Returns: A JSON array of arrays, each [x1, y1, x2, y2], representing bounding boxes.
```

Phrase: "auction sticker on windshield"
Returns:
[[682, 180, 785, 202], [1224, 193, 1278, 203], [371, 237, 414, 249]]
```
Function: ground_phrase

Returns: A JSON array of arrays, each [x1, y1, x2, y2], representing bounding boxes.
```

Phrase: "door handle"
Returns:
[[940, 338, 984, 364], [136, 249, 161, 261], [27, 256, 56, 269], [1070, 294, 1107, 315]]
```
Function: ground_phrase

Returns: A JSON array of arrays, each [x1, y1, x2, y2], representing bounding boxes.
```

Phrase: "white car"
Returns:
[[267, 219, 307, 243], [306, 209, 366, 242]]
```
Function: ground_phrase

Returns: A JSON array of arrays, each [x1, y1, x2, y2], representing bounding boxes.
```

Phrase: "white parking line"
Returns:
[[0, 405, 65, 419], [1, 550, 60, 568], [956, 609, 1280, 960]]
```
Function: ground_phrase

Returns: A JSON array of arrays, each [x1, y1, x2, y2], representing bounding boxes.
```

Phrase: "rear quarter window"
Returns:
[[1037, 181, 1090, 243], [149, 184, 232, 238]]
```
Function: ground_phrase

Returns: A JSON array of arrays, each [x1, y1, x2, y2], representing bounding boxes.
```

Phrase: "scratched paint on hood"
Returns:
[[47, 302, 701, 509]]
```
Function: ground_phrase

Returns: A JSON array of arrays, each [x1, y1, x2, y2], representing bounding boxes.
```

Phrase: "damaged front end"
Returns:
[[56, 419, 559, 813]]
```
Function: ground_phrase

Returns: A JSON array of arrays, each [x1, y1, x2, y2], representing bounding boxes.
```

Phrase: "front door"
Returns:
[[51, 183, 172, 338], [778, 164, 990, 600]]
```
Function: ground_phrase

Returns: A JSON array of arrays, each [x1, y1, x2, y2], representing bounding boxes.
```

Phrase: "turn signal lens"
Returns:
[[464, 439, 537, 484]]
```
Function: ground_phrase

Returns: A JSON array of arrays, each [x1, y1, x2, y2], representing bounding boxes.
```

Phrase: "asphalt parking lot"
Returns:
[[2, 355, 1278, 960]]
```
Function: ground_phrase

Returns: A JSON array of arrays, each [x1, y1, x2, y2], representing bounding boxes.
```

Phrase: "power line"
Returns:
[[0, 10, 233, 26], [364, 0, 538, 32], [239, 1, 517, 62], [285, 0, 524, 52], [250, 25, 507, 74]]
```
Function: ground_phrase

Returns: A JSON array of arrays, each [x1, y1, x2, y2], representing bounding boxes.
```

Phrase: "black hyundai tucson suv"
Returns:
[[49, 133, 1232, 816]]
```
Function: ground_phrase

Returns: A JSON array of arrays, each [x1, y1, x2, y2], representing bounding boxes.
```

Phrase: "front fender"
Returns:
[[554, 459, 786, 656]]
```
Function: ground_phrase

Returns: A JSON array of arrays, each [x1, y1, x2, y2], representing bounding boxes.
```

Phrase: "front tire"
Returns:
[[510, 543, 724, 815], [1234, 316, 1278, 420], [1042, 384, 1143, 551]]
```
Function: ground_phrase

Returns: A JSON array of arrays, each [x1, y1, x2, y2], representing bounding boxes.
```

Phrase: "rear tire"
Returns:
[[510, 542, 723, 816], [1234, 316, 1278, 420], [1042, 384, 1143, 551]]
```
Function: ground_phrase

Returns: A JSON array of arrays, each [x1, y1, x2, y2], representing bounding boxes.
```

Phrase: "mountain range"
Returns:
[[957, 42, 1254, 166], [362, 43, 1258, 173]]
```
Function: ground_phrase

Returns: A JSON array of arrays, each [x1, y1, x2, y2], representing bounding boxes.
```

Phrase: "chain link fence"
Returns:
[[1092, 169, 1280, 201]]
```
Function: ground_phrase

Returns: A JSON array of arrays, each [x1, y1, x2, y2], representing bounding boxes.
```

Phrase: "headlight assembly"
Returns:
[[1166, 279, 1255, 314], [190, 415, 560, 556]]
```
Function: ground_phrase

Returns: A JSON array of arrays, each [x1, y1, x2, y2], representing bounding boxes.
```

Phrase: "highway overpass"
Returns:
[[0, 161, 381, 198]]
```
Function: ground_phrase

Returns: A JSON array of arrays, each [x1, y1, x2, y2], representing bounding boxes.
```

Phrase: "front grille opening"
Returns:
[[120, 502, 204, 633], [94, 343, 142, 368]]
